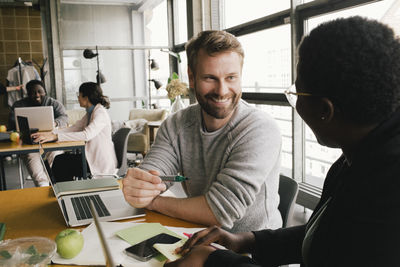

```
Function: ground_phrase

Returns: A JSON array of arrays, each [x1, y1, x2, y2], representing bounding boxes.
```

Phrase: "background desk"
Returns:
[[0, 141, 86, 190], [0, 186, 203, 267]]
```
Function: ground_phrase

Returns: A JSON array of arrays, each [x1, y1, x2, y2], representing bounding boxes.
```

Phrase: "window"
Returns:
[[148, 49, 174, 110], [60, 4, 137, 120], [59, 1, 172, 120], [217, 0, 398, 208], [223, 0, 290, 29], [144, 1, 169, 46], [237, 25, 292, 176], [307, 0, 397, 30], [176, 0, 188, 44], [238, 25, 291, 94]]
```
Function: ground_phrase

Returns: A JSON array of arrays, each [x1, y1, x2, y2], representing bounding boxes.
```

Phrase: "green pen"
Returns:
[[159, 175, 189, 182]]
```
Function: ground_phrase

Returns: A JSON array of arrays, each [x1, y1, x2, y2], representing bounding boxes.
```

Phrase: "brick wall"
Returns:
[[0, 6, 44, 124]]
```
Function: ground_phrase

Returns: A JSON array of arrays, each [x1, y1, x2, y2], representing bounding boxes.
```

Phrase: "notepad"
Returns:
[[116, 223, 184, 245], [153, 239, 186, 261], [53, 177, 120, 198], [116, 223, 188, 262]]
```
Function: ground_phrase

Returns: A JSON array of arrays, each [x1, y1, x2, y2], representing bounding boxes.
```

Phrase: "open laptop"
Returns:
[[17, 116, 38, 145], [15, 106, 54, 131], [38, 152, 145, 227]]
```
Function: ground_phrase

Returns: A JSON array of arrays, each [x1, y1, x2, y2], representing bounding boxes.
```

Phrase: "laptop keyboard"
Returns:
[[71, 195, 111, 220]]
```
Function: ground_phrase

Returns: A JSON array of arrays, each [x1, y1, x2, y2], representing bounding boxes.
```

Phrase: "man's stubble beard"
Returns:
[[194, 85, 242, 119]]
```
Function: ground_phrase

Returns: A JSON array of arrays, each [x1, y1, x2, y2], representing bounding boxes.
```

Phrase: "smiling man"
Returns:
[[8, 80, 68, 187], [122, 30, 282, 233]]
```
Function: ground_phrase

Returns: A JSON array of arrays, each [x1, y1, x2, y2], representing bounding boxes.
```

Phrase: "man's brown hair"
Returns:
[[185, 30, 244, 75]]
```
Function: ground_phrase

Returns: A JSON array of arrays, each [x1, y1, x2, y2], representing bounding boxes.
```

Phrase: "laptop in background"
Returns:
[[15, 106, 54, 131], [17, 116, 38, 145], [38, 153, 145, 227]]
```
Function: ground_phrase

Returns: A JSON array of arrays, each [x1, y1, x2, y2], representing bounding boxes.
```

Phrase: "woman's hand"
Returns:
[[31, 131, 58, 143], [164, 245, 215, 267], [177, 226, 256, 256]]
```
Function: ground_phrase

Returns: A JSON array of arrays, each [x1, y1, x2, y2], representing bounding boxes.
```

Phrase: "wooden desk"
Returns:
[[0, 187, 203, 266], [0, 141, 86, 191]]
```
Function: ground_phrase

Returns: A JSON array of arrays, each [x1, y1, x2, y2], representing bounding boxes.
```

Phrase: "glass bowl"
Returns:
[[0, 236, 56, 267]]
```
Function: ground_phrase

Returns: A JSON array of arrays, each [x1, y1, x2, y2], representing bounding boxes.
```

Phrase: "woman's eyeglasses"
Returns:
[[284, 84, 313, 108]]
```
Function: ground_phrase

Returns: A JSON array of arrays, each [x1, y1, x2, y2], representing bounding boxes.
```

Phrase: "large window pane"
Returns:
[[144, 1, 169, 46], [303, 0, 397, 187], [176, 0, 188, 44], [63, 49, 135, 121], [223, 0, 290, 28], [307, 0, 397, 30], [177, 51, 188, 83], [238, 25, 291, 93], [304, 126, 342, 187], [60, 1, 171, 120], [248, 104, 293, 177], [237, 25, 292, 177], [148, 49, 173, 109]]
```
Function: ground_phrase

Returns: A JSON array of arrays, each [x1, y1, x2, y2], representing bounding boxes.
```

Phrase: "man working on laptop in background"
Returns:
[[8, 80, 68, 187], [122, 30, 282, 233]]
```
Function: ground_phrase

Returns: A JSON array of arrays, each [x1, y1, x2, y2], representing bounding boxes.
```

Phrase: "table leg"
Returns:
[[149, 126, 155, 144], [18, 156, 24, 189], [0, 157, 6, 191], [81, 147, 87, 179]]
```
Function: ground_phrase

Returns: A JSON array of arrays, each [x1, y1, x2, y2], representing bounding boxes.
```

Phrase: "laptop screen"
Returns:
[[16, 116, 35, 145]]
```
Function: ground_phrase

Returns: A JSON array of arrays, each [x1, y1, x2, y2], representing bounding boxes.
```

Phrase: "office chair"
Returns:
[[112, 127, 131, 177], [278, 174, 299, 228]]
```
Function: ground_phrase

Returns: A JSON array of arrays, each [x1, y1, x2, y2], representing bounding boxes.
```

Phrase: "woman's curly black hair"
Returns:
[[298, 16, 400, 125]]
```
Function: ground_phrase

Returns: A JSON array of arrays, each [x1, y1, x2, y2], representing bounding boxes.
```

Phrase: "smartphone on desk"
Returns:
[[125, 233, 181, 261]]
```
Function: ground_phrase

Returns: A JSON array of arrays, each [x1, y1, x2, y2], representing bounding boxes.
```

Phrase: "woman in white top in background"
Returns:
[[32, 82, 117, 181]]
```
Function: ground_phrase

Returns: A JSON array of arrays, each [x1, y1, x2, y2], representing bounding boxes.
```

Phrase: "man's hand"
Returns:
[[122, 168, 166, 208], [31, 132, 58, 143], [177, 226, 256, 255], [164, 245, 215, 267]]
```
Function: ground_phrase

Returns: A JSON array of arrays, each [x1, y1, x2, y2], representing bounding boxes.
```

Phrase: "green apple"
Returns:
[[55, 229, 84, 259]]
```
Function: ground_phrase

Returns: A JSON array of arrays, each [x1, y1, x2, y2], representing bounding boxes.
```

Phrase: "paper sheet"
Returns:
[[51, 221, 205, 266]]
